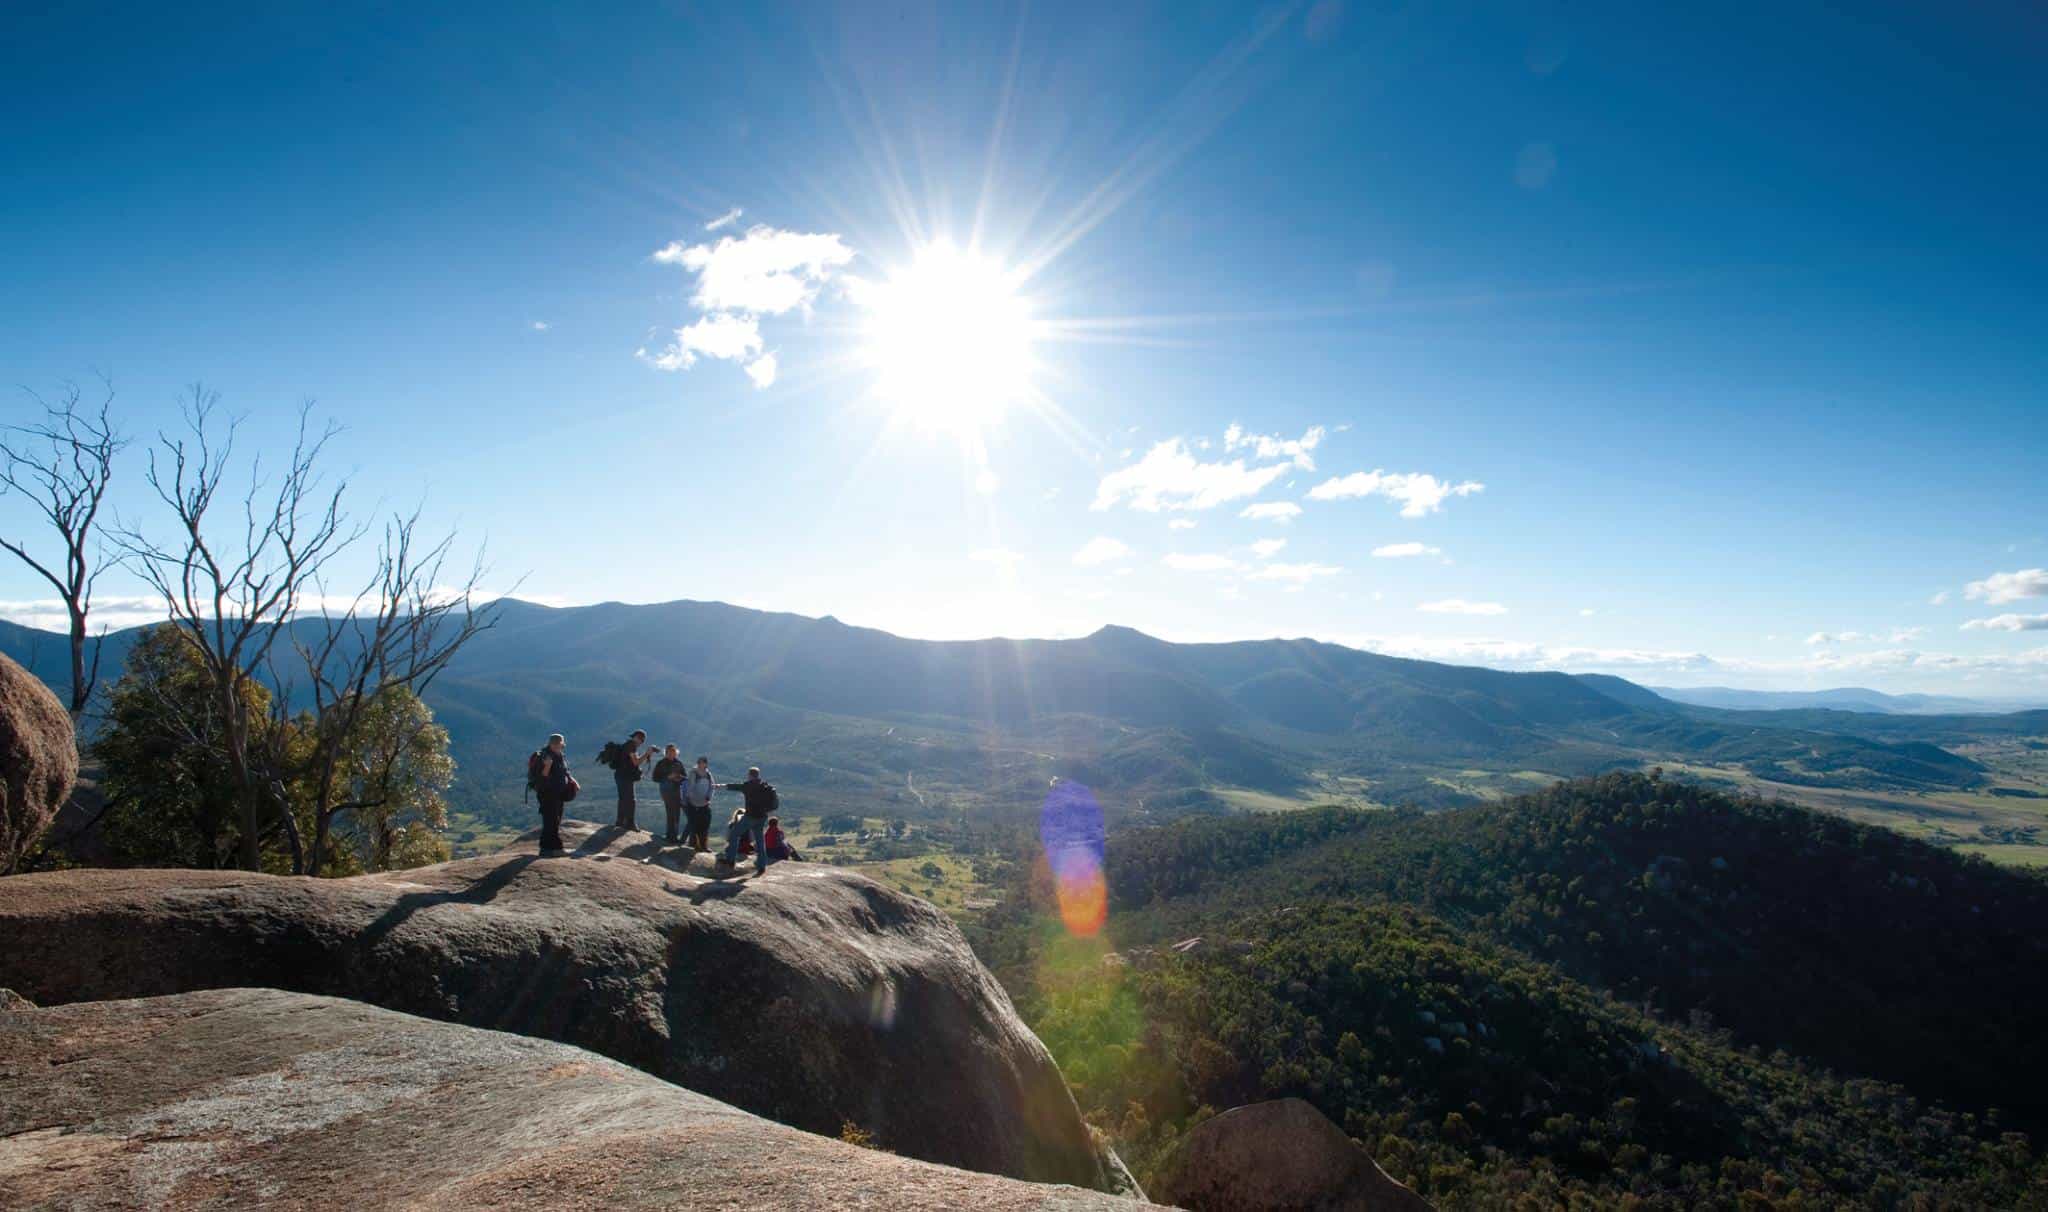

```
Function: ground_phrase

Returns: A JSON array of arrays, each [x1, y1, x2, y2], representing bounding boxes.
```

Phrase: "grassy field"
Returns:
[[857, 851, 1001, 914], [1654, 751, 2048, 868], [447, 809, 525, 857], [1210, 771, 1395, 813]]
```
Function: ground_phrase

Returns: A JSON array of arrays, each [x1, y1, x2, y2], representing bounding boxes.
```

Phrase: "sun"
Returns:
[[858, 240, 1038, 434]]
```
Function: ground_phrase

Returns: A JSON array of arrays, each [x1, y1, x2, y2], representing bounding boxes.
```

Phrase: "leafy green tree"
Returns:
[[337, 686, 453, 873], [95, 626, 454, 874], [97, 625, 284, 868]]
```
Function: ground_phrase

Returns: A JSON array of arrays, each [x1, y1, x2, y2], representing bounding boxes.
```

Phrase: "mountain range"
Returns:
[[7, 598, 2044, 833]]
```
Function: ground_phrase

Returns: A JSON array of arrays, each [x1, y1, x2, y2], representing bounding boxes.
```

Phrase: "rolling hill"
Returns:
[[973, 773, 2048, 1204], [5, 599, 2041, 836]]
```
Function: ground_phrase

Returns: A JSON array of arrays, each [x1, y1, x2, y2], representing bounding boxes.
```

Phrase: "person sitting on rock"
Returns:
[[762, 816, 799, 864], [717, 766, 777, 875]]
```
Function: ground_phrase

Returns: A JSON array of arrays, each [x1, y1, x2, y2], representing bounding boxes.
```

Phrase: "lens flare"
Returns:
[[1040, 779, 1107, 937]]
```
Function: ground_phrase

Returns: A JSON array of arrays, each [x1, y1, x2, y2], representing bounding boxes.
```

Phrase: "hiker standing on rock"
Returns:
[[718, 766, 778, 875], [604, 729, 650, 830], [652, 744, 688, 844], [684, 756, 716, 850], [530, 733, 575, 855]]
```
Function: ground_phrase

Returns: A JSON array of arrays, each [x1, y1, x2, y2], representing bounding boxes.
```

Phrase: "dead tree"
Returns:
[[114, 389, 357, 872], [0, 379, 127, 719], [292, 510, 500, 875]]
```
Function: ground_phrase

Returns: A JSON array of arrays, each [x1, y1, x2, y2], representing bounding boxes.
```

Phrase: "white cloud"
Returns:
[[1239, 502, 1302, 522], [1371, 542, 1440, 559], [1964, 613, 2048, 632], [1250, 538, 1287, 558], [1168, 519, 1197, 531], [1965, 568, 2048, 605], [1250, 561, 1340, 584], [1328, 631, 2048, 690], [1418, 598, 1507, 616], [0, 594, 170, 633], [1073, 537, 1132, 567], [1807, 628, 1921, 646], [653, 225, 854, 317], [1579, 608, 1597, 617], [1309, 470, 1485, 517], [530, 320, 549, 332], [705, 206, 743, 231], [642, 223, 853, 387], [1223, 423, 1326, 469], [1093, 439, 1292, 512], [1929, 590, 1951, 605], [639, 311, 764, 371], [1162, 552, 1240, 572]]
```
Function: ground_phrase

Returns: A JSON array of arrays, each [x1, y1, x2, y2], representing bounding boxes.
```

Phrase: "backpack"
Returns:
[[597, 740, 623, 769], [525, 750, 545, 797]]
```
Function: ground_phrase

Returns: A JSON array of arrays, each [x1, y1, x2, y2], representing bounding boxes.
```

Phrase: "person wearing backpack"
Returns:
[[528, 733, 577, 855], [651, 744, 688, 843], [599, 729, 650, 830], [683, 756, 716, 850], [717, 766, 778, 875]]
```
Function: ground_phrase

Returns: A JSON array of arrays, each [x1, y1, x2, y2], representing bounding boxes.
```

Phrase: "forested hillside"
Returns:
[[9, 601, 2035, 846], [971, 774, 2048, 1205]]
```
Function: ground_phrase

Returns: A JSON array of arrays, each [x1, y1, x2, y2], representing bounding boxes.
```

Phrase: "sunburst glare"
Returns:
[[854, 240, 1041, 436]]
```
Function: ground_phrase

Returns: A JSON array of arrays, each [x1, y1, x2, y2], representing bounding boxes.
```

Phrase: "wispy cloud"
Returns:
[[1964, 613, 2048, 632], [1809, 627, 1925, 646], [1929, 590, 1951, 605], [1418, 598, 1507, 616], [1093, 439, 1291, 512], [1965, 568, 2048, 605], [1309, 470, 1485, 517], [530, 320, 549, 332], [1250, 561, 1340, 584], [743, 352, 778, 389], [1239, 502, 1302, 522], [1168, 519, 1197, 530], [1250, 538, 1287, 558], [1223, 423, 1325, 469], [1371, 541, 1441, 559], [1073, 537, 1132, 567], [1162, 552, 1240, 572], [705, 206, 743, 231]]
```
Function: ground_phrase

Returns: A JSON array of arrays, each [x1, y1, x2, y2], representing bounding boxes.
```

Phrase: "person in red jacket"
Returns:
[[763, 816, 797, 864]]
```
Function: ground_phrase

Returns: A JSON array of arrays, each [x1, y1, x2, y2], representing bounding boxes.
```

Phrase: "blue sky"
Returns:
[[3, 1, 2045, 695]]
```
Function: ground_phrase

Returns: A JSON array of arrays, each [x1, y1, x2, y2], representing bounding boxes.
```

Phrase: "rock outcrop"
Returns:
[[1151, 1099, 1431, 1212], [0, 822, 1115, 1191], [0, 986, 1163, 1210], [0, 652, 76, 875]]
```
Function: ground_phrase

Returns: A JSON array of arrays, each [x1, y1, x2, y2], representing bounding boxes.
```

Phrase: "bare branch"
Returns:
[[0, 376, 128, 717]]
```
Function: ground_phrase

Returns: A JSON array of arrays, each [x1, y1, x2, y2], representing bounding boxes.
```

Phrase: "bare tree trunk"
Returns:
[[0, 380, 126, 721]]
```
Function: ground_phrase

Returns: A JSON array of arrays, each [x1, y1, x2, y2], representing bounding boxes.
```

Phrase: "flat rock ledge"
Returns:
[[0, 986, 1163, 1211], [0, 821, 1117, 1190]]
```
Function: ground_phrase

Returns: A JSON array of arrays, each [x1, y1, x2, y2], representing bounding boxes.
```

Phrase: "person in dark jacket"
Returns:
[[717, 766, 777, 874], [612, 729, 649, 830], [652, 744, 688, 843], [533, 733, 572, 854]]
